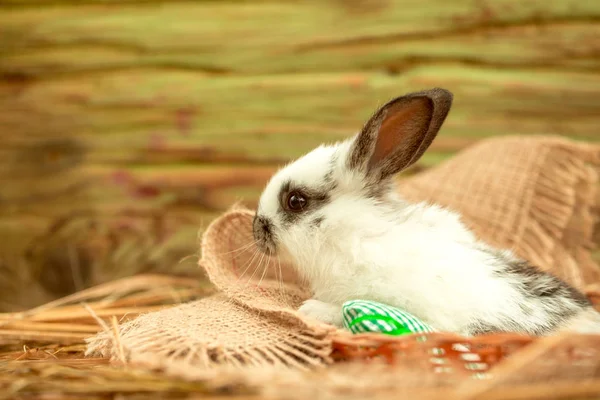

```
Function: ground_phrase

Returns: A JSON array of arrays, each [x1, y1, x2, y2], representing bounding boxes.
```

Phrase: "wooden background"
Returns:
[[1, 0, 599, 310]]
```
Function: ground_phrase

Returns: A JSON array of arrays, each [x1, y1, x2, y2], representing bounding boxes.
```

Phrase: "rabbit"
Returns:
[[252, 88, 600, 336]]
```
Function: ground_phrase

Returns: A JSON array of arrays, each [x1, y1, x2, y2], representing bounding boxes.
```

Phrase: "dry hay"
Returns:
[[0, 274, 228, 400], [1, 274, 600, 400]]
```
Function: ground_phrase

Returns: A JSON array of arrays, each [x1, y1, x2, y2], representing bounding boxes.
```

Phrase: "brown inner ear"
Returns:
[[368, 97, 433, 172]]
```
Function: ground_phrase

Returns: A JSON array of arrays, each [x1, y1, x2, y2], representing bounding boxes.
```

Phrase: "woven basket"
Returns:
[[330, 288, 600, 378]]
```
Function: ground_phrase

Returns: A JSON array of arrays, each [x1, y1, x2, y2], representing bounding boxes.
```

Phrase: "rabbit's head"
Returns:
[[253, 88, 453, 276]]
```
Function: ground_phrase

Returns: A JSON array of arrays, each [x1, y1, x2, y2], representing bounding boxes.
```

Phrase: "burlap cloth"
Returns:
[[87, 136, 600, 381]]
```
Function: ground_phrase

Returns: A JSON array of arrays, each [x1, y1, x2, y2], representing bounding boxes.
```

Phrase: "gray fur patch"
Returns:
[[502, 259, 589, 306], [323, 154, 338, 184], [347, 112, 383, 173], [469, 247, 591, 335], [312, 216, 325, 228], [365, 179, 394, 201]]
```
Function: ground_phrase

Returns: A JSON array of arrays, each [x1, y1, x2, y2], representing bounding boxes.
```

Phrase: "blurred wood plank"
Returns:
[[2, 66, 599, 165], [1, 0, 600, 74], [1, 67, 599, 217]]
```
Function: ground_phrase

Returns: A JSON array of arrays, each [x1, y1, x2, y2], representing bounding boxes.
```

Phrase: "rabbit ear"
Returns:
[[348, 88, 453, 181]]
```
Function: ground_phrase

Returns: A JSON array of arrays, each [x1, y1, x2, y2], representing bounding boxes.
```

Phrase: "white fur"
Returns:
[[256, 139, 598, 336]]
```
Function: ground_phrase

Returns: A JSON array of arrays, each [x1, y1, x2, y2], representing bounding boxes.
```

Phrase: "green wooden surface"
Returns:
[[0, 0, 599, 309]]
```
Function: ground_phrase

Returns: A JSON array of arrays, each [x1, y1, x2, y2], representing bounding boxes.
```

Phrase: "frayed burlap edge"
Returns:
[[85, 293, 335, 370], [520, 138, 600, 287]]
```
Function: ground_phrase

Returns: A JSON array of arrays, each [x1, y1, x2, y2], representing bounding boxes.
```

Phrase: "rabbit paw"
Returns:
[[298, 299, 343, 327]]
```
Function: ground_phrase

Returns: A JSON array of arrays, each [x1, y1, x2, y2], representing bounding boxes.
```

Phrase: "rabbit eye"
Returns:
[[286, 191, 307, 212]]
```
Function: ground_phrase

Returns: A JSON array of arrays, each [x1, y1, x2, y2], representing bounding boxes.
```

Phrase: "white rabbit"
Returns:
[[253, 88, 599, 336]]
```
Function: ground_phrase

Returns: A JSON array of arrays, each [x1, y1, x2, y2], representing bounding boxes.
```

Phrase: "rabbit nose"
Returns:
[[254, 215, 270, 231], [253, 215, 275, 253]]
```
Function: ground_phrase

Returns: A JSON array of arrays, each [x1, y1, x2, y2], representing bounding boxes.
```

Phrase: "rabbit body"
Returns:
[[253, 89, 598, 336]]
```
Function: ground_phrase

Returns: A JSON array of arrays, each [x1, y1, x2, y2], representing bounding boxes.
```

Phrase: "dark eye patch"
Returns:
[[278, 179, 334, 225]]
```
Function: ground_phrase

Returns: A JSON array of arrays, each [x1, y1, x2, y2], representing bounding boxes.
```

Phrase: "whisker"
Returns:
[[220, 239, 257, 256], [256, 252, 270, 289], [177, 253, 199, 265], [276, 255, 288, 306], [236, 247, 261, 282], [245, 249, 266, 288]]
